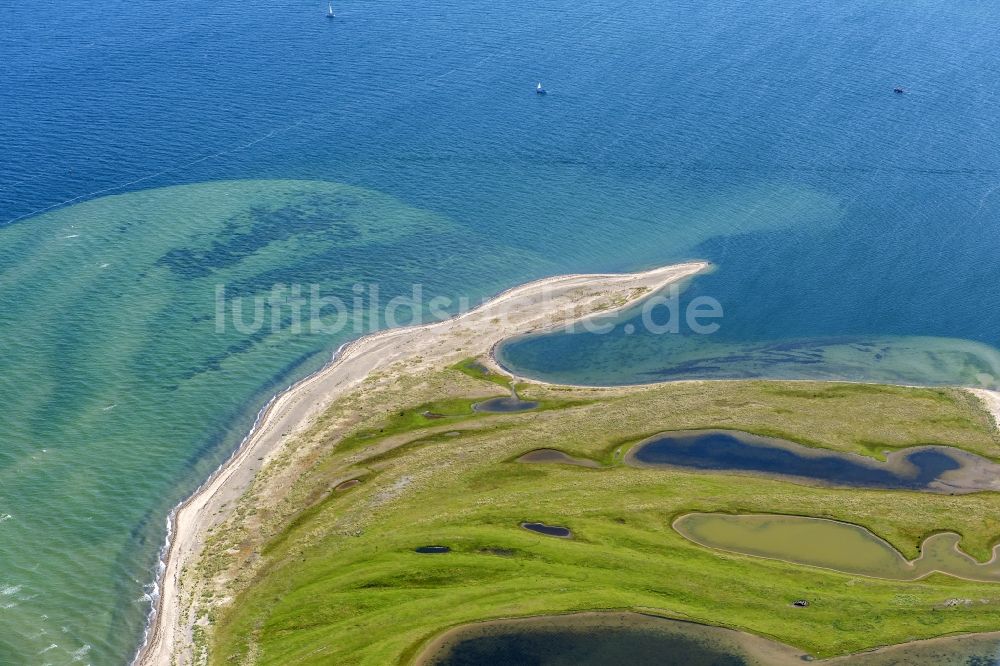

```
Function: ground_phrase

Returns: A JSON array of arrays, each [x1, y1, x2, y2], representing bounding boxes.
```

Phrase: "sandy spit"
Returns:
[[133, 261, 709, 665]]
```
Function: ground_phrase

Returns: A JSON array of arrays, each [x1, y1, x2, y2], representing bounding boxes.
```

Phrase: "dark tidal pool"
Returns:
[[627, 429, 999, 492], [419, 612, 1000, 665]]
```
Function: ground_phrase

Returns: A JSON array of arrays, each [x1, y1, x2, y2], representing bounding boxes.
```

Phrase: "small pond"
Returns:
[[674, 513, 1000, 582], [516, 449, 601, 468], [415, 545, 452, 554], [417, 612, 797, 665], [474, 386, 539, 413], [473, 395, 539, 413], [627, 429, 1000, 493], [417, 611, 1000, 665], [521, 522, 572, 538]]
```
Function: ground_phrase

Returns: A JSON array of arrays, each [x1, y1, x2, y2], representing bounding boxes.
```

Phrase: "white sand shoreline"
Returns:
[[970, 388, 1000, 430], [133, 261, 710, 665]]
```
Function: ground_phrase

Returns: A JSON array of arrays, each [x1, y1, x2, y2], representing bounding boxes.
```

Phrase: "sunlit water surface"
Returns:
[[3, 0, 1000, 662]]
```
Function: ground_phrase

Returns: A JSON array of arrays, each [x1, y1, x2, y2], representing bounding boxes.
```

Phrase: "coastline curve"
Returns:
[[133, 261, 710, 665]]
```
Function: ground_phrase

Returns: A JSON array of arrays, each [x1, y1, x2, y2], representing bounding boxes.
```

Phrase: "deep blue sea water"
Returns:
[[3, 0, 1000, 663]]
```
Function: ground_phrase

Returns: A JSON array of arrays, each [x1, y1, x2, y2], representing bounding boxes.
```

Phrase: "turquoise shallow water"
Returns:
[[0, 180, 540, 662], [3, 0, 1000, 663]]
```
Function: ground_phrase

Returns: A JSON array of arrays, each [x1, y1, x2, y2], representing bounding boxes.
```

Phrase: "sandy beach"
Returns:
[[134, 261, 709, 665], [971, 388, 1000, 429]]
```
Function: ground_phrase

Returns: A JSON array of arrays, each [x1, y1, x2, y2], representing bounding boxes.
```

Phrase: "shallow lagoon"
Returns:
[[675, 513, 1000, 583], [627, 429, 1000, 493], [473, 386, 539, 413], [472, 395, 539, 413], [418, 612, 795, 666], [419, 611, 1000, 665]]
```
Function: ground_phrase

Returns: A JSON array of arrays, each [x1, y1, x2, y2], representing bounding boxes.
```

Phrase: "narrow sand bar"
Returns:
[[135, 261, 709, 665]]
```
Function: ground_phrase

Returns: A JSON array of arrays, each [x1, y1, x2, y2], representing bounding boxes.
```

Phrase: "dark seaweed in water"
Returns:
[[631, 430, 961, 490], [521, 522, 572, 538], [431, 625, 747, 665]]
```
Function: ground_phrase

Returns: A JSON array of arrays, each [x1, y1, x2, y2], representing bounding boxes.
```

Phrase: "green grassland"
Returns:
[[450, 358, 513, 389], [203, 366, 1000, 664]]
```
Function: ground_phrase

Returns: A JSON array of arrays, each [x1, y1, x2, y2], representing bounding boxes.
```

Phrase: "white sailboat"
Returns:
[[536, 82, 547, 95], [327, 2, 335, 18]]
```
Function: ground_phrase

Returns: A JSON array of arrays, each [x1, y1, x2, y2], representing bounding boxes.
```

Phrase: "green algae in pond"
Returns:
[[674, 513, 1000, 583]]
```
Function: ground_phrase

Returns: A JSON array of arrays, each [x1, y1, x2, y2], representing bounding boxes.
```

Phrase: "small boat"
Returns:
[[893, 87, 905, 94], [536, 82, 547, 95], [327, 2, 335, 18]]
